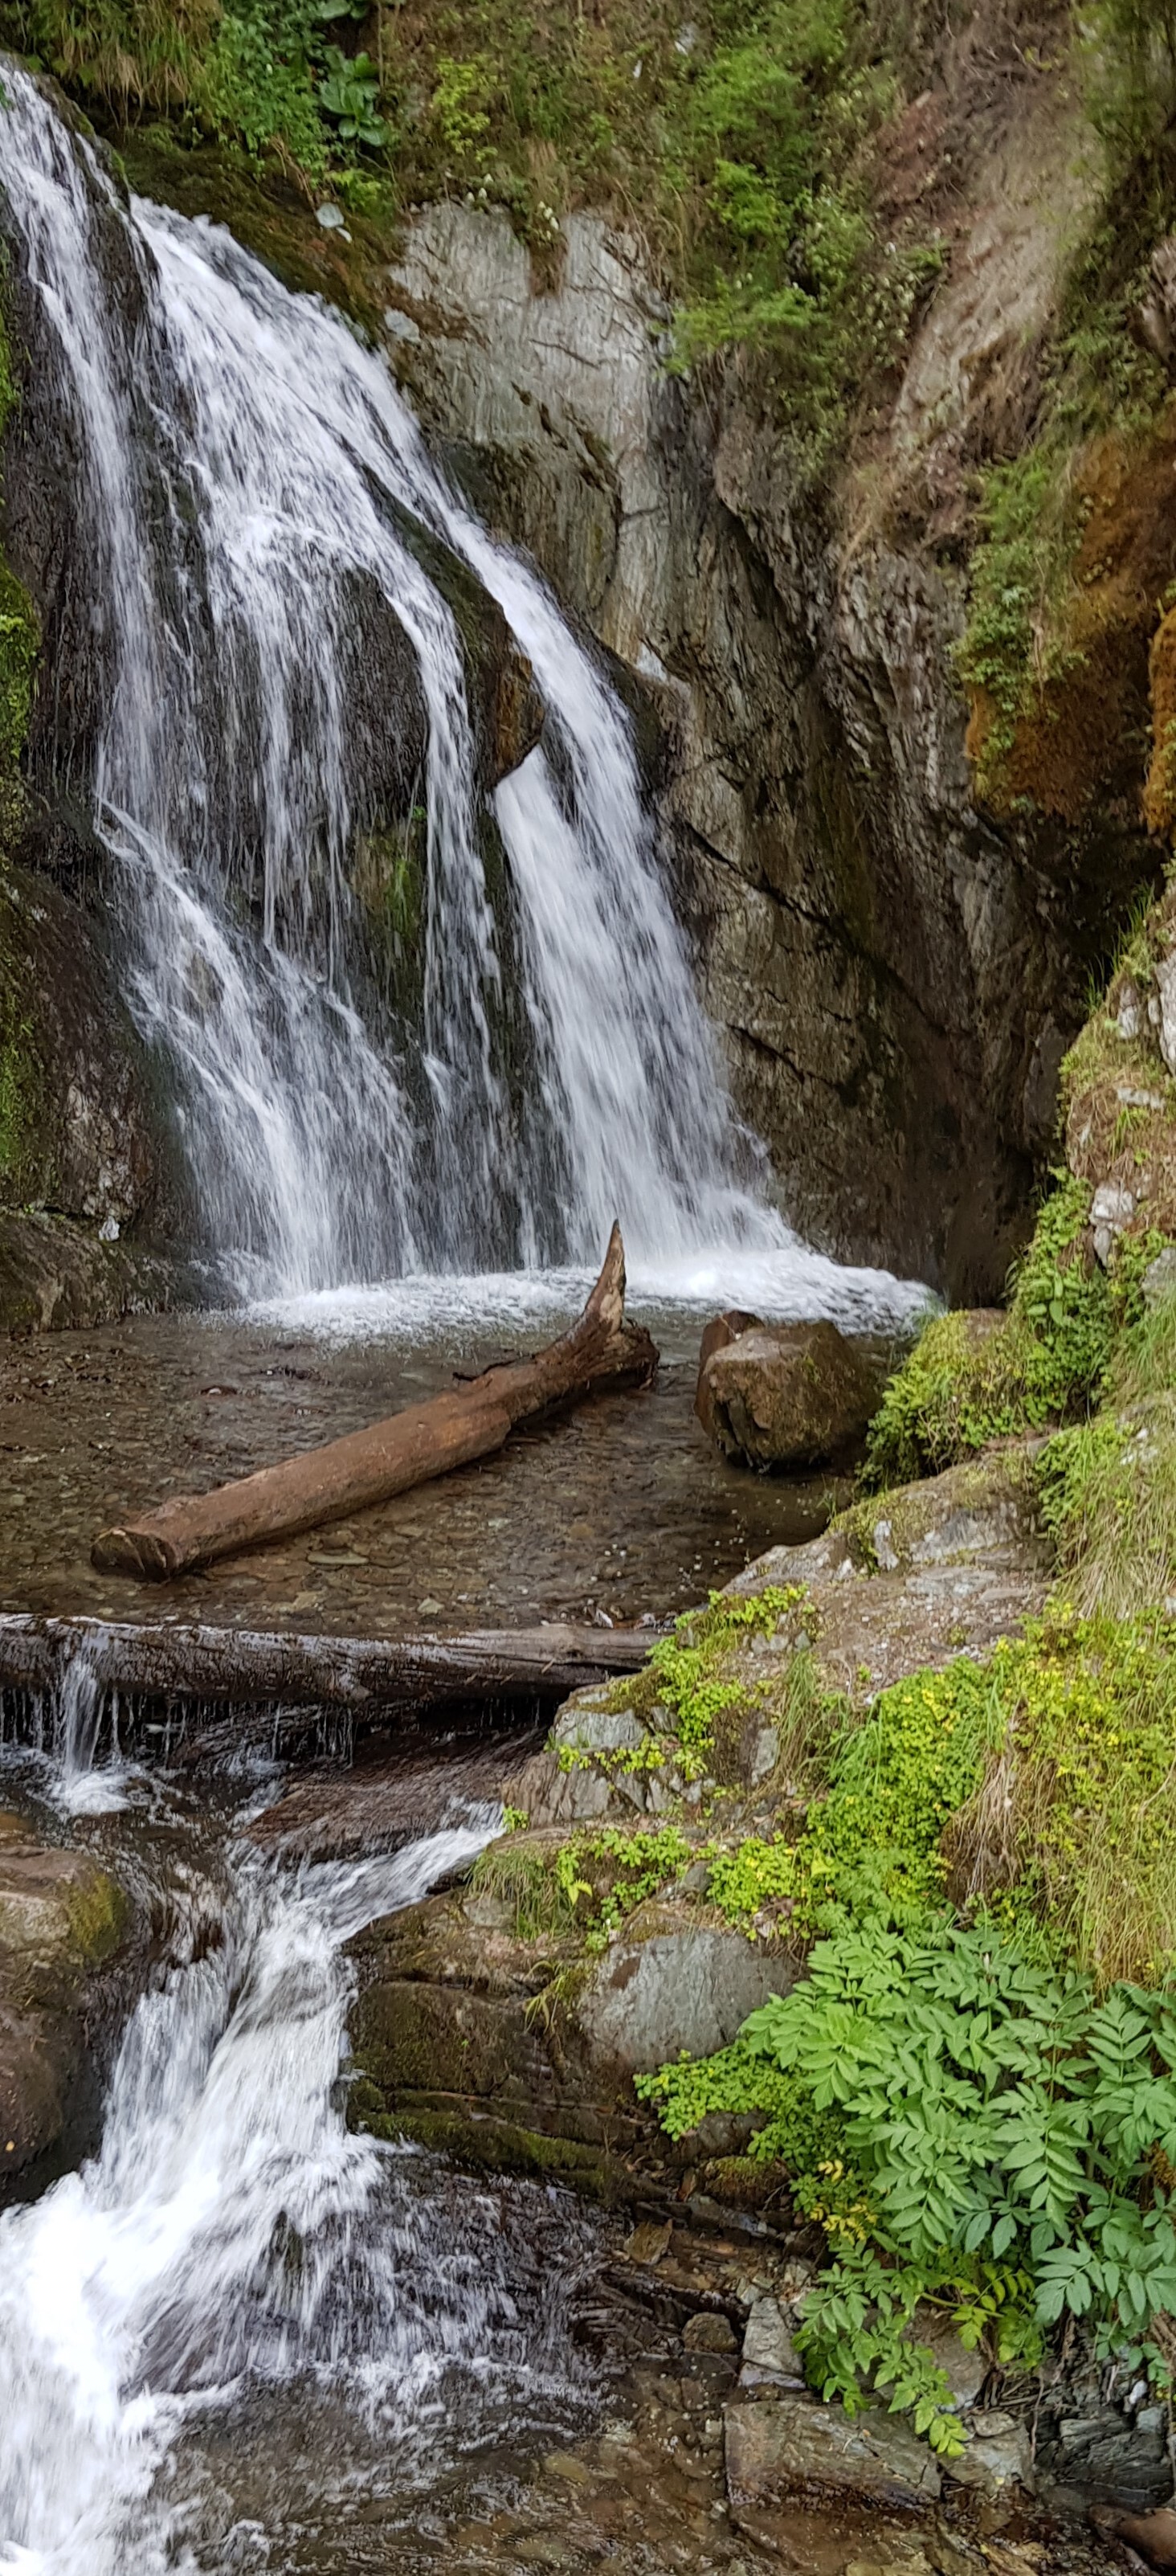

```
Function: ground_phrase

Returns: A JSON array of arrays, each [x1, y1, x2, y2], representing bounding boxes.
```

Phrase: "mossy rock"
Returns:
[[697, 1318, 884, 1471]]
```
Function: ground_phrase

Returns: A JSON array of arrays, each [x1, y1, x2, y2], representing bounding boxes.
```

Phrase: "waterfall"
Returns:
[[0, 65, 800, 1298], [0, 1802, 599, 2575]]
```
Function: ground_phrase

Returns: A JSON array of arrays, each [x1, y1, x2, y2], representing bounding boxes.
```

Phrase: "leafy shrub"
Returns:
[[643, 1911, 1176, 2452], [643, 1605, 1176, 2447]]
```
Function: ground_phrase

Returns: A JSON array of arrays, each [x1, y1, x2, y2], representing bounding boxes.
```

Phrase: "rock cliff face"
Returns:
[[381, 51, 1158, 1298]]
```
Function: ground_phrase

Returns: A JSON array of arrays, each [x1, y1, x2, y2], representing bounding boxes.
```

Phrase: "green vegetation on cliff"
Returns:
[[638, 888, 1176, 2455], [0, 2, 948, 462]]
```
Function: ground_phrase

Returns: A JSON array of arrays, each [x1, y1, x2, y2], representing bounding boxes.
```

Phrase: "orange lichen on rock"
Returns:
[[971, 424, 1176, 825], [1145, 603, 1176, 840]]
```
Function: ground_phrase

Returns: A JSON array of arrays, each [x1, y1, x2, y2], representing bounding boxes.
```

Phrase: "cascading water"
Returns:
[[0, 1776, 602, 2576], [0, 65, 806, 1298]]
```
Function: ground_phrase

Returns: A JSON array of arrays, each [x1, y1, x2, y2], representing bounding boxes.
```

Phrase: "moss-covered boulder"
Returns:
[[696, 1318, 884, 1471], [0, 1809, 127, 2176], [346, 1857, 786, 2197]]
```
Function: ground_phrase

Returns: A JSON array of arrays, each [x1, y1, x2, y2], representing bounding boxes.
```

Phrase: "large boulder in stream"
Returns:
[[0, 1810, 127, 2176], [696, 1315, 884, 1470]]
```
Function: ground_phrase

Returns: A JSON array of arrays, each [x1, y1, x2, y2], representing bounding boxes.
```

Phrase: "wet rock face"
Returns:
[[383, 202, 1147, 1299], [696, 1318, 883, 1471], [0, 852, 186, 1331], [0, 1808, 127, 2176], [0, 859, 175, 1235]]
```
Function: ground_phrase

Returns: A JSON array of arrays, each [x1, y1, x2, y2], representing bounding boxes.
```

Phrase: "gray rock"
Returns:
[[912, 2308, 987, 2408], [551, 1700, 647, 1758], [684, 2309, 738, 2355], [497, 1745, 617, 1831], [1145, 1245, 1176, 1307], [0, 1812, 127, 2172], [1157, 955, 1176, 1078], [724, 2391, 941, 2507], [948, 2412, 1033, 2499], [574, 1917, 792, 2079], [741, 2294, 805, 2383]]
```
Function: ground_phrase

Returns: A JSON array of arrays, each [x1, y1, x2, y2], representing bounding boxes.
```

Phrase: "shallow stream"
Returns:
[[0, 1274, 918, 1635], [0, 1736, 803, 2576]]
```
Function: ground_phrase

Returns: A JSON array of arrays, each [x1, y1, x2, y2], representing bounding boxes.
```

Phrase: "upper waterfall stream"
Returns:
[[0, 65, 790, 1298], [0, 65, 924, 1324]]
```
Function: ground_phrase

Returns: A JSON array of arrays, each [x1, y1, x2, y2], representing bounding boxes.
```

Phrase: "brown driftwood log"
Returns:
[[92, 1224, 657, 1580], [0, 1614, 655, 1713]]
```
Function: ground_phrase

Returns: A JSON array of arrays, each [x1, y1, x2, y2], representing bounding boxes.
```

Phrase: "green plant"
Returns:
[[645, 1911, 1176, 2451], [429, 54, 492, 171], [643, 1583, 810, 1777], [556, 1823, 693, 1951], [318, 44, 386, 146], [472, 1822, 692, 1952], [863, 1176, 1163, 1489]]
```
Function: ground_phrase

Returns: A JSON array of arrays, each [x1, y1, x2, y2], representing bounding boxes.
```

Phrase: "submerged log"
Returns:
[[0, 1614, 654, 1713], [92, 1225, 657, 1580]]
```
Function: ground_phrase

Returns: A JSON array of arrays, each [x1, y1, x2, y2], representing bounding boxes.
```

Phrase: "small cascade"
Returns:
[[0, 67, 797, 1297], [0, 1783, 599, 2575]]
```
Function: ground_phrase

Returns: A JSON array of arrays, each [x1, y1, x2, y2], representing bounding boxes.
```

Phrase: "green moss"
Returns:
[[952, 447, 1087, 796], [63, 1864, 126, 1963], [863, 1175, 1166, 1489], [351, 2100, 629, 2198]]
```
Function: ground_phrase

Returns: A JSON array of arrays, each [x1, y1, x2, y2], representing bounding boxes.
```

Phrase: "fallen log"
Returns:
[[92, 1224, 657, 1580], [0, 1614, 655, 1712]]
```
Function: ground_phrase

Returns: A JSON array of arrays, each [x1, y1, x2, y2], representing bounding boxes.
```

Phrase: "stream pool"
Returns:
[[0, 1270, 922, 1637]]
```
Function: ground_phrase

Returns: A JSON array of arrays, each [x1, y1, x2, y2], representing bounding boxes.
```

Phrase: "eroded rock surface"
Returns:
[[348, 1874, 785, 2194], [381, 48, 1134, 1299]]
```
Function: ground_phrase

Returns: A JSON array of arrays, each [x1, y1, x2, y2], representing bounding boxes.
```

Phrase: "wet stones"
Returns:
[[696, 1317, 884, 1471]]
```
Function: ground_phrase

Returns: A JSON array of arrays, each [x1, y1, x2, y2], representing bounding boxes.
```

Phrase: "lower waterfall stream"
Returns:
[[0, 1748, 610, 2576]]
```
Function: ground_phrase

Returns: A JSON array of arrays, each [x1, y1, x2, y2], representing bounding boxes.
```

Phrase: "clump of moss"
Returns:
[[863, 1174, 1164, 1490], [472, 1822, 694, 1955]]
